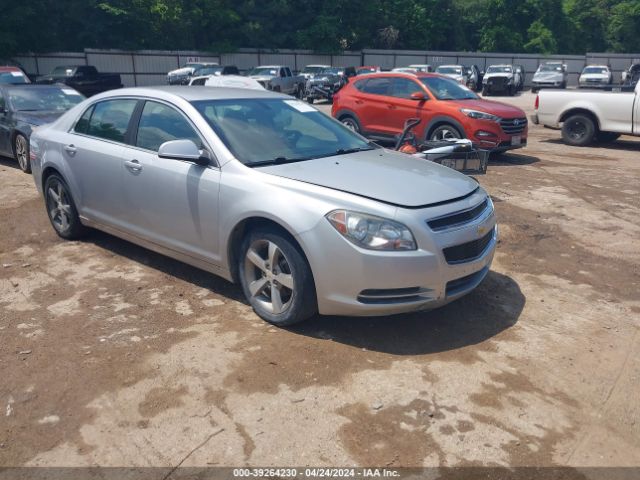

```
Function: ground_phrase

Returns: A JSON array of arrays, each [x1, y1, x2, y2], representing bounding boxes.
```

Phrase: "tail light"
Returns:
[[534, 94, 539, 110]]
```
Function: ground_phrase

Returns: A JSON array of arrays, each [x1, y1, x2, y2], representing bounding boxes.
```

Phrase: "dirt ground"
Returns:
[[1, 91, 639, 474]]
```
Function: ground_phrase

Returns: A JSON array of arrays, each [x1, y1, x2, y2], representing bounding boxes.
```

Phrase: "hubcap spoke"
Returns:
[[267, 242, 279, 267], [275, 272, 293, 290], [60, 212, 69, 231], [246, 248, 267, 273], [249, 277, 269, 297], [271, 286, 284, 314], [48, 188, 60, 203]]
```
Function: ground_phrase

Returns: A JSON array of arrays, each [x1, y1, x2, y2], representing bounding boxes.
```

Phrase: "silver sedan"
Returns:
[[30, 86, 497, 325]]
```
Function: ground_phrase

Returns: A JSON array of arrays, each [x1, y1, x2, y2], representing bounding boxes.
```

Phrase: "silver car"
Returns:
[[30, 87, 497, 325]]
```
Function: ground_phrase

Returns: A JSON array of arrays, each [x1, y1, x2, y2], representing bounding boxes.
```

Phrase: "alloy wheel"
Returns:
[[15, 135, 28, 171], [432, 127, 461, 141], [341, 118, 359, 132], [243, 239, 294, 315], [46, 178, 73, 234], [566, 120, 587, 141]]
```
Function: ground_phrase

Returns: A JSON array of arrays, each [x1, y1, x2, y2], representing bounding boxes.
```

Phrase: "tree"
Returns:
[[524, 20, 557, 54], [607, 0, 640, 53]]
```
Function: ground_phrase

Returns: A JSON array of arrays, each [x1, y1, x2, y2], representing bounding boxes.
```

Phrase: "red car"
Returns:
[[332, 72, 527, 152], [0, 66, 30, 84]]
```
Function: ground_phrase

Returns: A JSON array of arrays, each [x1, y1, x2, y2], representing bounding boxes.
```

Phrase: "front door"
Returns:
[[121, 100, 222, 264], [0, 91, 11, 156], [385, 77, 433, 138]]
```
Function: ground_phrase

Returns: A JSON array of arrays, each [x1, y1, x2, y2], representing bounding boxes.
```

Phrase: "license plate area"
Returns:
[[511, 135, 521, 145]]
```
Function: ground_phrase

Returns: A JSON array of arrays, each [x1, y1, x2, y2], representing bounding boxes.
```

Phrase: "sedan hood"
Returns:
[[533, 71, 562, 82], [580, 73, 609, 81], [249, 75, 276, 82], [258, 149, 478, 208], [15, 110, 66, 126], [484, 73, 513, 80], [168, 67, 194, 77]]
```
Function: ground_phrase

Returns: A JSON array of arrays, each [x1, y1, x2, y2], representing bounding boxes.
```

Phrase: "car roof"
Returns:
[[0, 66, 23, 72], [488, 64, 512, 67], [0, 84, 75, 90], [584, 65, 609, 68], [93, 85, 285, 102], [351, 72, 440, 80], [436, 65, 463, 68]]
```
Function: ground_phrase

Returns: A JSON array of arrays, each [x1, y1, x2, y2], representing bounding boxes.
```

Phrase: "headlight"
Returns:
[[460, 109, 500, 122], [326, 210, 416, 251]]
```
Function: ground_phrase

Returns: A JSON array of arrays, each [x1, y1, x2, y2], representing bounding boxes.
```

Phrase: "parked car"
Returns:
[[167, 62, 219, 85], [391, 67, 418, 74], [0, 84, 84, 172], [300, 65, 331, 80], [30, 86, 497, 325], [482, 64, 523, 96], [36, 65, 122, 97], [435, 65, 469, 85], [193, 65, 239, 78], [304, 67, 345, 104], [531, 62, 568, 92], [356, 66, 381, 75], [578, 65, 612, 88], [332, 72, 528, 152], [189, 75, 265, 90], [621, 63, 640, 86], [247, 66, 305, 97], [408, 64, 434, 73], [0, 66, 31, 84], [531, 80, 640, 146]]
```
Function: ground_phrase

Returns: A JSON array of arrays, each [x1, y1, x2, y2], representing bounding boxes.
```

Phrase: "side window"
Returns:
[[390, 78, 423, 99], [135, 101, 201, 152], [353, 79, 367, 91], [74, 105, 95, 134], [87, 99, 137, 142], [362, 77, 391, 96], [285, 67, 292, 77], [0, 93, 6, 111]]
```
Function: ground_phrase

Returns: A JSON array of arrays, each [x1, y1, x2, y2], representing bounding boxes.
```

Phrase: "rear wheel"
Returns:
[[44, 174, 87, 239], [597, 132, 621, 143], [561, 114, 596, 146], [430, 124, 463, 141], [14, 134, 31, 173], [339, 115, 361, 133], [239, 227, 317, 326]]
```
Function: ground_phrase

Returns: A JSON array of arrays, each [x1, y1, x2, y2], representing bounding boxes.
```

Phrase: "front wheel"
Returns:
[[430, 124, 463, 141], [340, 115, 361, 133], [239, 228, 317, 326], [44, 174, 87, 239], [14, 134, 31, 173], [561, 114, 596, 146]]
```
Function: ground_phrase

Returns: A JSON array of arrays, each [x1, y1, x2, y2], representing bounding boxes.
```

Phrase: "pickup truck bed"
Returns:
[[532, 82, 640, 146]]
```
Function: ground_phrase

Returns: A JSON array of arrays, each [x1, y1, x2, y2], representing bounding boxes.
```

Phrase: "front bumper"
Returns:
[[299, 190, 497, 316]]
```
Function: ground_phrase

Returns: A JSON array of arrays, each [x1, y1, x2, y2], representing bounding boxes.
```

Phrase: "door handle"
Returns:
[[124, 159, 142, 172], [64, 144, 77, 156], [387, 104, 397, 110], [355, 99, 364, 105]]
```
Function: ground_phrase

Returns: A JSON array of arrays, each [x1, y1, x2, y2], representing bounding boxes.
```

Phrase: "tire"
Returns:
[[430, 124, 463, 141], [597, 132, 621, 143], [508, 85, 515, 96], [339, 114, 361, 133], [273, 86, 281, 93], [306, 97, 314, 104], [44, 174, 87, 240], [295, 84, 304, 99], [14, 134, 31, 173], [238, 227, 317, 326], [561, 114, 596, 147], [531, 87, 539, 94], [561, 81, 567, 89]]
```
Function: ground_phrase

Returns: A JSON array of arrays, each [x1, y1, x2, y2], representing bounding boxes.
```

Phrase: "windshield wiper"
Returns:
[[334, 146, 375, 155], [247, 156, 314, 167]]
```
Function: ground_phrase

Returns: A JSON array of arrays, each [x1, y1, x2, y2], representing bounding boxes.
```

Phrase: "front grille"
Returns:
[[500, 117, 527, 134], [442, 227, 495, 264], [487, 77, 508, 87], [427, 199, 489, 231]]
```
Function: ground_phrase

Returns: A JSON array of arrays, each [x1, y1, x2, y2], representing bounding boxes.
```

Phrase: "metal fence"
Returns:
[[12, 48, 640, 88]]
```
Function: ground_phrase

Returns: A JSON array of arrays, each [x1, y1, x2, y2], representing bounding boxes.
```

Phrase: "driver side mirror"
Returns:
[[158, 139, 209, 166], [410, 92, 427, 101]]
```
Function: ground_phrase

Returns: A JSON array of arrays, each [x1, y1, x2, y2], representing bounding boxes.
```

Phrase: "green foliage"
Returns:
[[1, 0, 638, 58]]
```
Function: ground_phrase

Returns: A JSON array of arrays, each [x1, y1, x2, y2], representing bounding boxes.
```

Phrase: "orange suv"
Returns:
[[332, 72, 527, 152]]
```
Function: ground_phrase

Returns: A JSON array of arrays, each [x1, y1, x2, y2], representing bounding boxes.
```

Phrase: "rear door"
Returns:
[[357, 76, 392, 135], [120, 100, 222, 263], [62, 98, 138, 227], [0, 90, 11, 156]]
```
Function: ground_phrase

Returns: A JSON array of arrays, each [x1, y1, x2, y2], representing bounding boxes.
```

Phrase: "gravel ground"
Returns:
[[1, 91, 639, 473]]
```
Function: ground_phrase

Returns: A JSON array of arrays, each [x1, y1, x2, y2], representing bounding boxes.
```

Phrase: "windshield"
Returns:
[[302, 66, 326, 74], [51, 67, 75, 77], [420, 76, 478, 100], [249, 67, 278, 76], [192, 98, 374, 165], [436, 67, 462, 75], [538, 65, 563, 72], [194, 66, 223, 76], [8, 87, 84, 111], [320, 68, 340, 75], [486, 66, 512, 74], [583, 67, 608, 74], [0, 72, 29, 84], [357, 67, 377, 74]]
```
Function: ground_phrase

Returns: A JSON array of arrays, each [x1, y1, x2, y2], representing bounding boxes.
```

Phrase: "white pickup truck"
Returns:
[[531, 81, 640, 146]]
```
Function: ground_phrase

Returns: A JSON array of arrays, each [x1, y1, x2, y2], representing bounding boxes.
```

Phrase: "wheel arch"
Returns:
[[559, 108, 601, 130], [226, 216, 313, 285], [424, 116, 466, 140]]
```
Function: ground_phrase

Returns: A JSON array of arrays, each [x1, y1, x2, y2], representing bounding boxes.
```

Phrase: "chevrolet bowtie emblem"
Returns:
[[477, 225, 488, 237]]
